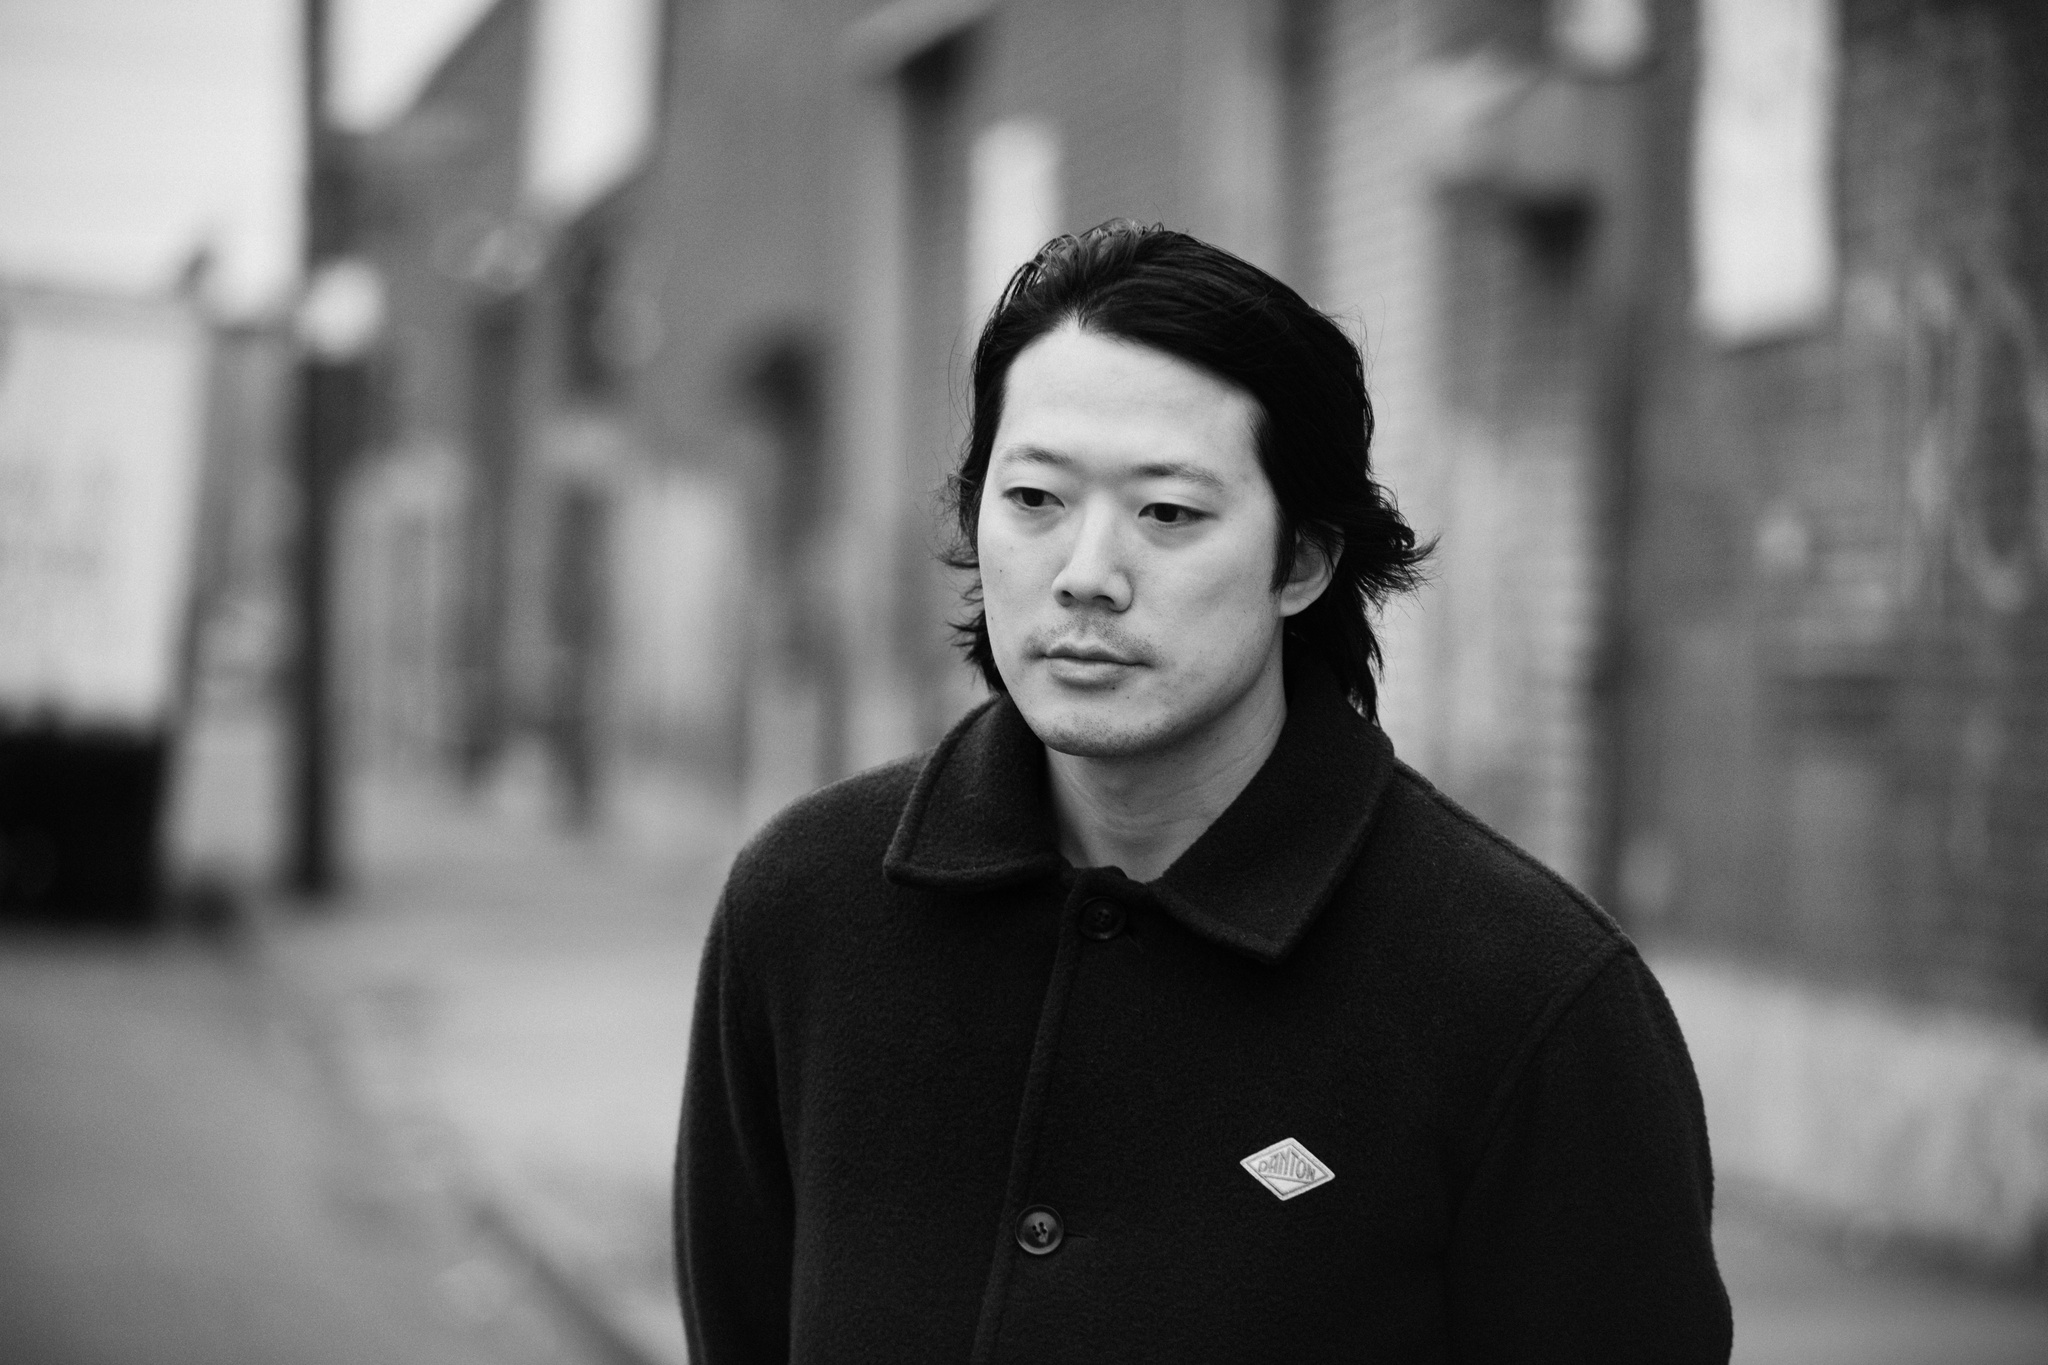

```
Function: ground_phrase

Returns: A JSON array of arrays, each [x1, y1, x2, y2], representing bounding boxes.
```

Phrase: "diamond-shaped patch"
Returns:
[[1240, 1137, 1335, 1201]]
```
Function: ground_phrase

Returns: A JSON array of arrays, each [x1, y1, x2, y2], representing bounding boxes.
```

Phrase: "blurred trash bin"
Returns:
[[0, 284, 212, 926]]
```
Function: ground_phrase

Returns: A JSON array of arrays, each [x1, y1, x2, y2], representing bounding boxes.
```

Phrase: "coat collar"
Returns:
[[884, 656, 1398, 964]]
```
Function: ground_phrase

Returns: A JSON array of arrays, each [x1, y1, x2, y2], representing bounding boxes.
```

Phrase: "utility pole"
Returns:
[[289, 0, 378, 896]]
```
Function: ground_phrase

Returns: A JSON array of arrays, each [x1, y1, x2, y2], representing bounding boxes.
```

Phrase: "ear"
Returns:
[[1278, 532, 1341, 617]]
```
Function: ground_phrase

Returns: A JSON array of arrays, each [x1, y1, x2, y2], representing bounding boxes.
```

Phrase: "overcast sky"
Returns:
[[0, 0, 564, 314]]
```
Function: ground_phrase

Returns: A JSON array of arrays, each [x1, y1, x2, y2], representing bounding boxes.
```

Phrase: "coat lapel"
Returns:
[[1148, 666, 1396, 963], [885, 658, 1398, 963], [883, 694, 1066, 891]]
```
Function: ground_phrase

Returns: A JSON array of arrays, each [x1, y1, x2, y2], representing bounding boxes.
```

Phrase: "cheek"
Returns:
[[977, 507, 1058, 587], [974, 506, 1005, 583], [1158, 531, 1280, 625], [975, 521, 1031, 629]]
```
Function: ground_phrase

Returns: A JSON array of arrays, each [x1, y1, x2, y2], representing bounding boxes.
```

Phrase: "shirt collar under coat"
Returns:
[[883, 658, 1399, 965]]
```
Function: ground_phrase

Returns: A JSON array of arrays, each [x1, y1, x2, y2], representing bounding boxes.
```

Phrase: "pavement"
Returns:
[[10, 746, 2048, 1363], [0, 932, 602, 1365], [279, 760, 2048, 1365], [251, 760, 738, 1365], [1716, 1209, 2048, 1364]]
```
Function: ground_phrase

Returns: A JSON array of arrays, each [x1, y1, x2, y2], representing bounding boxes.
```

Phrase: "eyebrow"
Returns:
[[993, 445, 1229, 492]]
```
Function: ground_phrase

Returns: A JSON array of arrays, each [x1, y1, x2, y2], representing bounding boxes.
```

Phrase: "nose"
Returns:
[[1050, 502, 1132, 612]]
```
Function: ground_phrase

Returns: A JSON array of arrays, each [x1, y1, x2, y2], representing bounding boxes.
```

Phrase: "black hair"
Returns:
[[944, 219, 1431, 720]]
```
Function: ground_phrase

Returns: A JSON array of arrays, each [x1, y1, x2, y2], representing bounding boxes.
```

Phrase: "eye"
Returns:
[[1005, 486, 1058, 510], [1141, 502, 1203, 526]]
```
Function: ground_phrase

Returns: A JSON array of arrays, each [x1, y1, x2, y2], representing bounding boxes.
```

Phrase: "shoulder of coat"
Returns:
[[723, 750, 928, 904], [1369, 761, 1628, 955]]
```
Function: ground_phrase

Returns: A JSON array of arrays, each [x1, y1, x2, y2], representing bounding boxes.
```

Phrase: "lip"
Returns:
[[1040, 642, 1141, 665], [1038, 643, 1143, 689]]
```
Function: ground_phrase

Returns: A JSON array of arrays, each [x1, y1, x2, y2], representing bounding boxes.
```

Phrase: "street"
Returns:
[[0, 931, 601, 1365], [3, 760, 2046, 1365], [1717, 1211, 2048, 1364]]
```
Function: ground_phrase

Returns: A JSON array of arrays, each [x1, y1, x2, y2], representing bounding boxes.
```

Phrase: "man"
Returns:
[[678, 222, 1732, 1362]]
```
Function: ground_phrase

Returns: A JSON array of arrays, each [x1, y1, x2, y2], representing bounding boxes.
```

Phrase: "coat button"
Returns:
[[1079, 897, 1126, 940], [1016, 1205, 1063, 1255]]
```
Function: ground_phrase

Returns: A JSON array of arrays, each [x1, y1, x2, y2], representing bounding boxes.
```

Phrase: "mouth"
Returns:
[[1041, 643, 1141, 666]]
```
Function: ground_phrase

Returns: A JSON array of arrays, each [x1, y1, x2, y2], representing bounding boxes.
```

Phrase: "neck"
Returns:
[[1046, 651, 1288, 883]]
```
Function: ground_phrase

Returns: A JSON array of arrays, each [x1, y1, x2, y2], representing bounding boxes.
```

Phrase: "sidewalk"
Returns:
[[247, 757, 2048, 1365], [258, 759, 738, 1365]]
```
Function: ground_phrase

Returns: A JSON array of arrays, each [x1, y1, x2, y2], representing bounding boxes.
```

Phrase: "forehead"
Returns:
[[993, 326, 1263, 481]]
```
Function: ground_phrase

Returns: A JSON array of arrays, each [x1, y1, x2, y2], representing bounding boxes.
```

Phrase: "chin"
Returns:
[[1011, 689, 1188, 760], [1031, 717, 1170, 759]]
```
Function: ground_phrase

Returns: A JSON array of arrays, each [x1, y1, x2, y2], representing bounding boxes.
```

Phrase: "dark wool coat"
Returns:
[[677, 663, 1733, 1364]]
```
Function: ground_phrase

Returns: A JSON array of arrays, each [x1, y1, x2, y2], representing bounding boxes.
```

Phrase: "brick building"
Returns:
[[344, 0, 682, 827], [592, 0, 1652, 882], [636, 0, 2048, 1262], [1620, 0, 2048, 1261], [346, 0, 535, 780], [335, 0, 2048, 1262]]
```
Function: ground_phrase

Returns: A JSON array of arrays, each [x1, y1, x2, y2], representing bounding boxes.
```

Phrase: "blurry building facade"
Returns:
[[346, 0, 710, 832], [164, 315, 297, 894], [1625, 0, 2048, 1262], [331, 0, 2048, 1264], [348, 0, 534, 785]]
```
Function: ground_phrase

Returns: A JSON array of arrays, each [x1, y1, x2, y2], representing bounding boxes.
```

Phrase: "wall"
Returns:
[[1622, 0, 2048, 1260], [348, 0, 534, 778], [1628, 0, 2048, 1026], [334, 0, 2048, 1256]]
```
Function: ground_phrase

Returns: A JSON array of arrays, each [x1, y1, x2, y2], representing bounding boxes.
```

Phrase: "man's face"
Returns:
[[977, 324, 1325, 759]]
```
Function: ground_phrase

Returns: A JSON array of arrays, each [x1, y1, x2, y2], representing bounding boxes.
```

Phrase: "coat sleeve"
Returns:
[[1447, 948, 1733, 1363], [675, 897, 795, 1365]]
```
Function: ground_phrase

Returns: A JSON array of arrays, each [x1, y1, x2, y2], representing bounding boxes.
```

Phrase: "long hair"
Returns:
[[944, 220, 1431, 721]]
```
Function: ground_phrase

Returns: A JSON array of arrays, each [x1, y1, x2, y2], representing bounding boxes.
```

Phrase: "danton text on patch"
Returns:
[[1239, 1138, 1336, 1201]]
